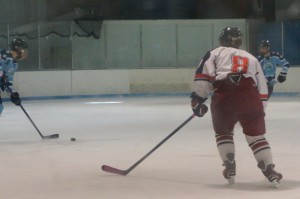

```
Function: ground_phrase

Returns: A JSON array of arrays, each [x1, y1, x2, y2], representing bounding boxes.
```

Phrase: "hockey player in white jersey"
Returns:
[[0, 38, 28, 116], [190, 27, 282, 187]]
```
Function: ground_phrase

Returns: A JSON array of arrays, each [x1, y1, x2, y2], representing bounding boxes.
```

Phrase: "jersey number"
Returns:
[[231, 55, 249, 73]]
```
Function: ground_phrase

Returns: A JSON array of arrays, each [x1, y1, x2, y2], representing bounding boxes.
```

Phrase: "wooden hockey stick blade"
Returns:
[[42, 134, 59, 139], [102, 165, 128, 176]]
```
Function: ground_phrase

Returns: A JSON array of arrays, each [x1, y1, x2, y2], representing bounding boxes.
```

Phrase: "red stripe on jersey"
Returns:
[[251, 141, 269, 151], [260, 94, 268, 100]]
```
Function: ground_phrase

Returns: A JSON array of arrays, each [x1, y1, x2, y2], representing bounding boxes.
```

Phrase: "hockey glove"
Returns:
[[0, 75, 12, 91], [10, 92, 21, 106], [277, 72, 286, 83], [190, 92, 208, 117]]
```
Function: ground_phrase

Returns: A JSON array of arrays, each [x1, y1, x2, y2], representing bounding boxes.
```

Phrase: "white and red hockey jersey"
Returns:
[[193, 46, 268, 100]]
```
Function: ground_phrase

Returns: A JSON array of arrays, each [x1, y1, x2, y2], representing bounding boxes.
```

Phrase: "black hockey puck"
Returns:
[[70, 137, 76, 141]]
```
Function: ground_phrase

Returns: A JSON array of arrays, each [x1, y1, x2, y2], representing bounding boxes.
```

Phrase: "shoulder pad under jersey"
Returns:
[[270, 52, 284, 59]]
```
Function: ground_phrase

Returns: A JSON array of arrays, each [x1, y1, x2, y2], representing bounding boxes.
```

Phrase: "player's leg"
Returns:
[[215, 132, 236, 183], [0, 94, 3, 116], [245, 134, 282, 187], [211, 94, 237, 183], [267, 84, 274, 99], [239, 89, 282, 186]]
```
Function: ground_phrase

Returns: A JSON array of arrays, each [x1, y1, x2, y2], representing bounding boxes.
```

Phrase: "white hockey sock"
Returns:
[[246, 135, 273, 166], [216, 134, 235, 162]]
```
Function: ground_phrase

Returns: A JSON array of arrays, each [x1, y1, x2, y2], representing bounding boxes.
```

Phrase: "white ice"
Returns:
[[1, 96, 300, 199]]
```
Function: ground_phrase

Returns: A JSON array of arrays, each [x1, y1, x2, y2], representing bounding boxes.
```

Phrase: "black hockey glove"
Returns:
[[190, 92, 208, 117], [0, 74, 12, 91], [10, 92, 21, 106], [277, 72, 286, 83]]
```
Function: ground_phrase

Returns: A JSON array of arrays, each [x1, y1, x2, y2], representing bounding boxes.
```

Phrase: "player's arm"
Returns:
[[276, 53, 289, 83], [4, 66, 15, 92], [0, 62, 10, 91], [191, 51, 215, 117], [255, 60, 269, 101], [193, 51, 215, 97], [3, 62, 21, 106]]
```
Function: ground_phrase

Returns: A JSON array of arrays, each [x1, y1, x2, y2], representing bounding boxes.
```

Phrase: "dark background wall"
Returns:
[[45, 0, 268, 20], [0, 0, 281, 23]]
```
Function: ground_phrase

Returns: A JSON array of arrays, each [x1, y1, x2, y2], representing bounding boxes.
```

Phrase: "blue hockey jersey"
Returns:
[[257, 52, 289, 84], [0, 49, 18, 91]]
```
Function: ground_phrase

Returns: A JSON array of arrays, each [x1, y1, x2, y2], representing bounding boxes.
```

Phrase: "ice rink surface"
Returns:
[[1, 95, 300, 199]]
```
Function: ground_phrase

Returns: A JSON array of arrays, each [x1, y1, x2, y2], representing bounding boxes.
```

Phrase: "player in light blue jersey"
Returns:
[[0, 38, 28, 116], [257, 40, 289, 99]]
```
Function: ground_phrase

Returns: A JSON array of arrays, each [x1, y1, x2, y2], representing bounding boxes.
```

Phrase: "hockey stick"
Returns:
[[6, 87, 59, 140], [102, 114, 195, 175]]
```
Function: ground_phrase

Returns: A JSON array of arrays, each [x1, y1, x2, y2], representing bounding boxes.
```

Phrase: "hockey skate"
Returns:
[[258, 161, 283, 188], [222, 153, 236, 184]]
